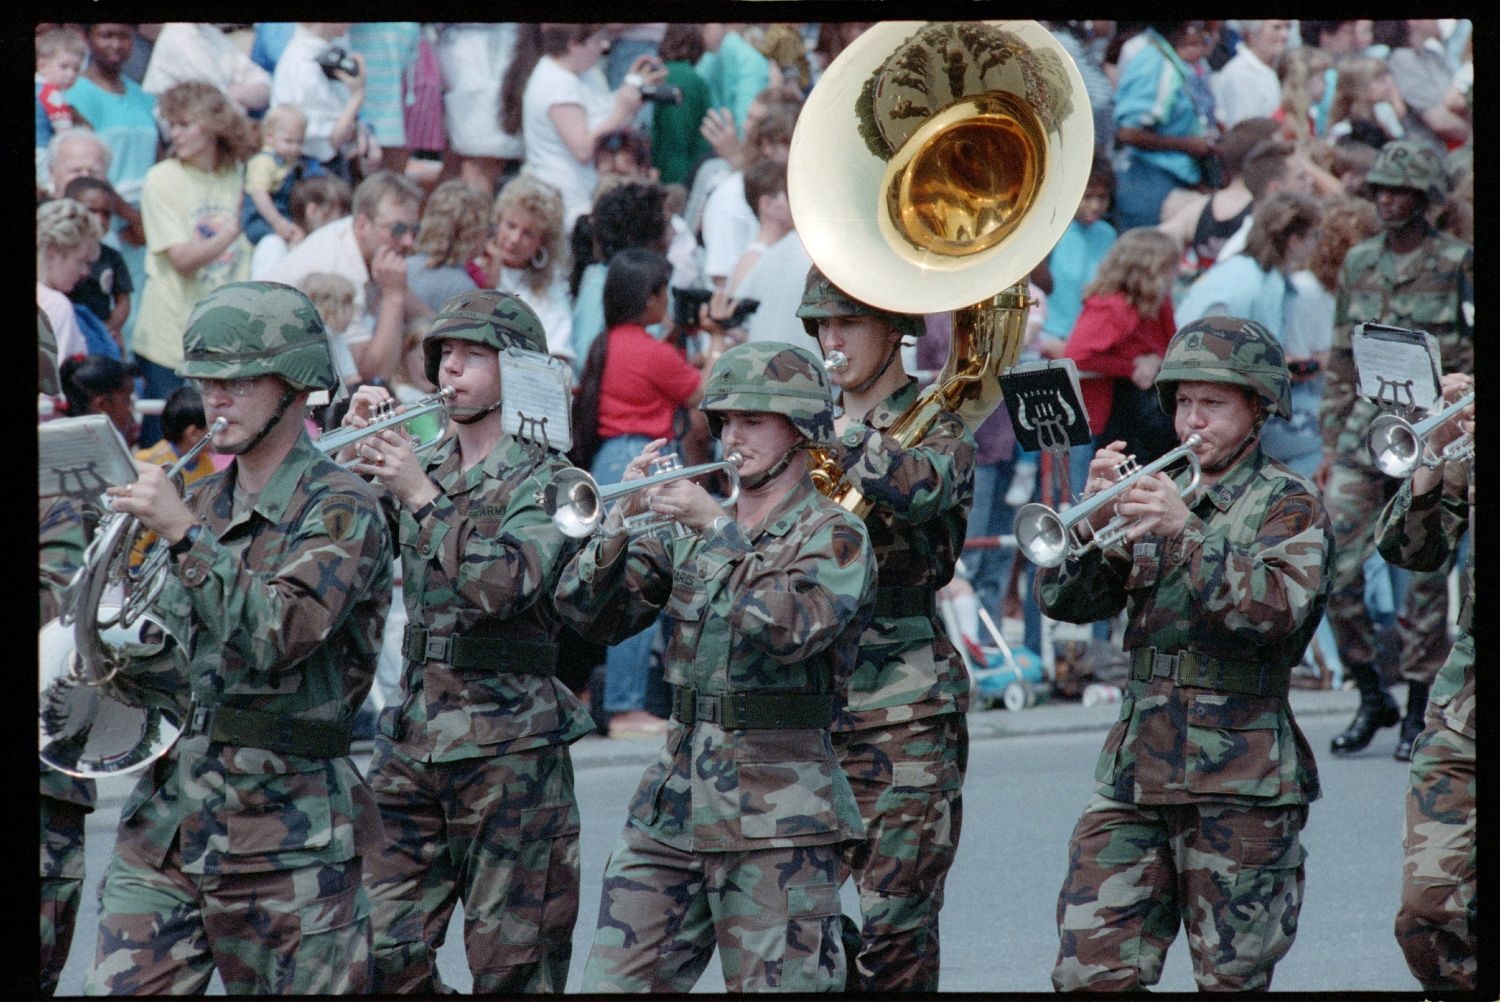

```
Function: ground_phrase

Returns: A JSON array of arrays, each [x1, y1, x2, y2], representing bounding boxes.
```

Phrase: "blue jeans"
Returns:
[[134, 354, 185, 450], [964, 459, 1043, 653], [592, 434, 664, 714], [1114, 155, 1188, 230]]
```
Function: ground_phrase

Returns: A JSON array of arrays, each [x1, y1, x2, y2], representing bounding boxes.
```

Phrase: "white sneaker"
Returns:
[[1004, 461, 1038, 508]]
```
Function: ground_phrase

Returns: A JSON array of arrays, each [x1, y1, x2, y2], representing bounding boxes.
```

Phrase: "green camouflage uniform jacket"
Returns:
[[117, 432, 393, 875], [1319, 227, 1474, 467], [828, 378, 976, 730], [1375, 464, 1473, 738], [39, 495, 97, 810], [555, 476, 875, 852], [379, 434, 595, 761], [1038, 447, 1331, 807]]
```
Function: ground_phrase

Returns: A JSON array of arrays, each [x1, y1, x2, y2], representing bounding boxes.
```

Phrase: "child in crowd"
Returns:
[[242, 104, 327, 245], [1035, 157, 1117, 355], [593, 128, 657, 184], [1063, 228, 1181, 471], [62, 177, 134, 353], [300, 271, 361, 388], [133, 385, 217, 487], [250, 173, 353, 278], [36, 28, 90, 145], [1275, 46, 1334, 141]]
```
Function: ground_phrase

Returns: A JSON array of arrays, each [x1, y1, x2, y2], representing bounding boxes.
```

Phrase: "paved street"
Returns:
[[58, 686, 1422, 994]]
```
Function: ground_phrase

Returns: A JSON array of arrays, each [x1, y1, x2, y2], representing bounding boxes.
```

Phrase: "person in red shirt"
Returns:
[[575, 247, 715, 736], [1060, 228, 1182, 467]]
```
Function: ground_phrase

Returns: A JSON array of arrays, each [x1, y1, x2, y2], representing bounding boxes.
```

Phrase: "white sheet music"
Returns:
[[1351, 326, 1442, 411], [500, 349, 573, 453], [39, 415, 138, 497]]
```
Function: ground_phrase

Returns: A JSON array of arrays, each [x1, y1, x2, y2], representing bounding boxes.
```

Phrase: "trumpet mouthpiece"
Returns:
[[725, 452, 743, 467], [824, 351, 849, 372]]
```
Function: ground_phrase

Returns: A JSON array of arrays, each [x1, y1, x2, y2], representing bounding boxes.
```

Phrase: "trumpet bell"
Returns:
[[788, 20, 1093, 314], [1013, 502, 1070, 569], [39, 606, 184, 778], [1367, 417, 1421, 478], [544, 468, 603, 539]]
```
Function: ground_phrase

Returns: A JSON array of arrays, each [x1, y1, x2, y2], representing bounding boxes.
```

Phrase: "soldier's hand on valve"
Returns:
[[355, 427, 430, 508], [1118, 471, 1190, 542], [647, 478, 721, 532], [106, 460, 195, 544]]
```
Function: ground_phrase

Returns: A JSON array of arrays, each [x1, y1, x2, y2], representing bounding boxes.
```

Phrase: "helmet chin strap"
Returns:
[[845, 337, 903, 396], [449, 392, 502, 425], [1202, 407, 1266, 474], [236, 386, 300, 455], [739, 442, 808, 491]]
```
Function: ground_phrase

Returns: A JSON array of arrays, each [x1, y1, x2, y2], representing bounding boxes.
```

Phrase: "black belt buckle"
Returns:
[[1151, 652, 1178, 679], [187, 704, 212, 737], [695, 694, 719, 724], [424, 636, 450, 662]]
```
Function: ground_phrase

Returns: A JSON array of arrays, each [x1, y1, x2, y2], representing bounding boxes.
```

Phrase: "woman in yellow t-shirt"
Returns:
[[133, 81, 257, 447]]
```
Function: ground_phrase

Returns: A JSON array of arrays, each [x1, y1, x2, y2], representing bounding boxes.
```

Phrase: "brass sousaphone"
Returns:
[[787, 21, 1093, 515]]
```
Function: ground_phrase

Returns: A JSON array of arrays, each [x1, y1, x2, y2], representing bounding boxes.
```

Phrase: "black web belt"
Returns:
[[403, 624, 557, 675], [874, 585, 936, 619], [1129, 647, 1290, 700], [182, 703, 352, 758], [670, 685, 834, 730]]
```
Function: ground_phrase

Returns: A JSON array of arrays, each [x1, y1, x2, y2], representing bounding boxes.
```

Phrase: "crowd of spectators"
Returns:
[[37, 19, 1473, 719]]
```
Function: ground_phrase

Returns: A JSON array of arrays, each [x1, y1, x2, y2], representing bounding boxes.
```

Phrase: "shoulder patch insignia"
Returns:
[[321, 496, 361, 541], [831, 524, 864, 568]]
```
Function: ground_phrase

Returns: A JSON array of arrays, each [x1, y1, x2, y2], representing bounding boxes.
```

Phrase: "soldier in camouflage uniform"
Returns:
[[795, 265, 975, 991], [1373, 375, 1475, 992], [1040, 317, 1333, 991], [555, 342, 876, 992], [85, 281, 394, 994], [339, 290, 595, 993], [1318, 140, 1474, 761]]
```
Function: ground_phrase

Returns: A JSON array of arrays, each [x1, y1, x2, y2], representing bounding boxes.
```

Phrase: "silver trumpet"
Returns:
[[540, 453, 742, 539], [317, 386, 456, 465], [1014, 435, 1203, 568], [1366, 391, 1475, 478]]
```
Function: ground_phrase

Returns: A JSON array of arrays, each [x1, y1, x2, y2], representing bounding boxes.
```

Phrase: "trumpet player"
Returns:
[[87, 282, 394, 994], [797, 266, 975, 992], [555, 343, 876, 992], [1040, 317, 1333, 991], [1318, 140, 1473, 760], [338, 291, 595, 993], [1375, 374, 1475, 992]]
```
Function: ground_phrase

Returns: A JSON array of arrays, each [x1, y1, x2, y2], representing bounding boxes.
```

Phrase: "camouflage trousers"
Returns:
[[581, 821, 847, 992], [1395, 709, 1476, 991], [85, 836, 371, 994], [1324, 462, 1451, 683], [364, 741, 581, 993], [832, 712, 967, 991], [1053, 794, 1308, 991], [40, 795, 87, 995]]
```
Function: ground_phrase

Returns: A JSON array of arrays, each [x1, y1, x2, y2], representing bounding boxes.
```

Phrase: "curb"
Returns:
[[88, 687, 1371, 814]]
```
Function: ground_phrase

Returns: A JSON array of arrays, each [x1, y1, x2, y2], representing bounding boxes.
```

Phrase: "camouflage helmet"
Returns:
[[423, 289, 547, 384], [1155, 316, 1292, 420], [700, 342, 836, 446], [1364, 140, 1447, 203], [178, 282, 338, 393], [794, 265, 927, 340]]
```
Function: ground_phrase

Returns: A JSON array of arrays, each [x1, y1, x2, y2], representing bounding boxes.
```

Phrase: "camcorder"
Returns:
[[639, 84, 683, 106], [316, 46, 361, 80], [672, 288, 759, 330]]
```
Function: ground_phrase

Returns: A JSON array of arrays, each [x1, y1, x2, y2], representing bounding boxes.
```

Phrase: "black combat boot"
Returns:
[[1330, 664, 1400, 754], [1392, 681, 1430, 761]]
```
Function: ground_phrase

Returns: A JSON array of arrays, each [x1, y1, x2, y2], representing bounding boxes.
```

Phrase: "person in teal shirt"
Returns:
[[695, 24, 771, 135]]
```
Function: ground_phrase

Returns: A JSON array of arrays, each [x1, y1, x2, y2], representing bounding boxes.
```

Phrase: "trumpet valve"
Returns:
[[1112, 455, 1140, 480]]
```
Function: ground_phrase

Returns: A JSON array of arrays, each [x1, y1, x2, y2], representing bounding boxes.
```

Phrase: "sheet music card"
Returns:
[[1000, 359, 1093, 454], [1351, 323, 1442, 412], [500, 349, 573, 454], [39, 415, 138, 498]]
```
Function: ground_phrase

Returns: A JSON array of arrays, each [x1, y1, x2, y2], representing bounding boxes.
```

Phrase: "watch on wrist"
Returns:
[[169, 524, 202, 558]]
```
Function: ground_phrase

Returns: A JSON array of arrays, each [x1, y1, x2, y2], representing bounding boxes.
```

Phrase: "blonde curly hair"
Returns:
[[1083, 228, 1180, 317], [491, 175, 567, 294], [36, 197, 103, 258], [413, 180, 491, 269], [158, 81, 259, 168]]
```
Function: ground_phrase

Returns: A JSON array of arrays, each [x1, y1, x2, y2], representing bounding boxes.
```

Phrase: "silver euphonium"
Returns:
[[1014, 435, 1204, 568], [1366, 391, 1475, 478], [540, 453, 743, 539], [39, 417, 227, 778]]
